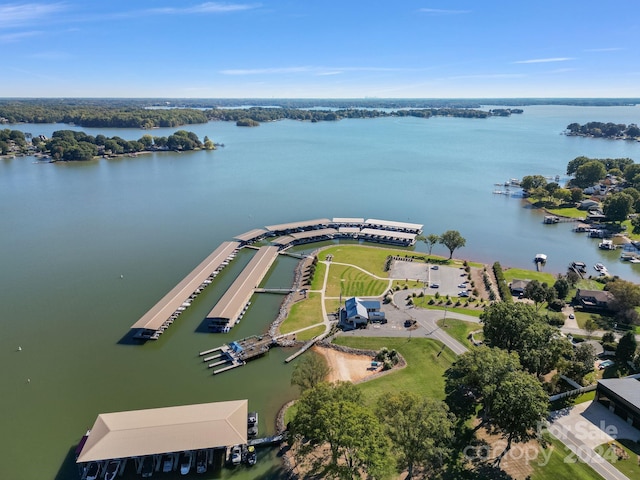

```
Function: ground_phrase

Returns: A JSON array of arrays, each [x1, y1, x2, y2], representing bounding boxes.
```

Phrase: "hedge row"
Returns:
[[492, 262, 513, 303]]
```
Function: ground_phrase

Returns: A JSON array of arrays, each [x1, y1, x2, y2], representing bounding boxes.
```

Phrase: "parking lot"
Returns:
[[389, 260, 471, 298]]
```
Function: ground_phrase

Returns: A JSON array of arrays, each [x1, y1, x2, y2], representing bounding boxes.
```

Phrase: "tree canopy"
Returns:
[[439, 230, 466, 259]]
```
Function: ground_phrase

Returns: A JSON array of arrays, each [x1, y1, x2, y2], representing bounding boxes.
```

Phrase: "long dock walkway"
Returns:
[[207, 246, 279, 332], [199, 335, 274, 375], [130, 241, 240, 340]]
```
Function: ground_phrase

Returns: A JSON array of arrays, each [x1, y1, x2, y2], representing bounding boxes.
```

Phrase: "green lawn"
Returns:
[[309, 261, 326, 290], [412, 296, 487, 314], [502, 267, 556, 285], [545, 206, 587, 219], [326, 264, 388, 297], [280, 292, 324, 334], [332, 336, 456, 405], [296, 325, 326, 341], [436, 318, 482, 348], [529, 434, 603, 480], [596, 440, 640, 479]]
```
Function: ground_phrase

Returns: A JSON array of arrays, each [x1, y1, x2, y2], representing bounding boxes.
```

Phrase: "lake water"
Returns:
[[1, 105, 640, 479]]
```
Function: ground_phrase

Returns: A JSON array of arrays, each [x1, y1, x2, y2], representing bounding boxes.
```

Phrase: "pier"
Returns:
[[199, 335, 275, 375], [207, 246, 280, 332], [130, 241, 240, 341]]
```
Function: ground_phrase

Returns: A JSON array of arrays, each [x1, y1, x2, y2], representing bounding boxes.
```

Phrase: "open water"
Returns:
[[1, 104, 640, 479]]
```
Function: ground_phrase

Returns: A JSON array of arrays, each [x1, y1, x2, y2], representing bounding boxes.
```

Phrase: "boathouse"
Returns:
[[76, 400, 248, 474], [130, 241, 240, 340], [207, 246, 279, 332]]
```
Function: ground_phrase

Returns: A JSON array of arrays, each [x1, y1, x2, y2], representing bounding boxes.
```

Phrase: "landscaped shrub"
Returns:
[[547, 299, 566, 311], [492, 261, 513, 303], [384, 255, 392, 272]]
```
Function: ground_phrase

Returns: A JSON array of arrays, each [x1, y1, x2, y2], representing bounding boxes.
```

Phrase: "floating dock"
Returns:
[[199, 335, 274, 375]]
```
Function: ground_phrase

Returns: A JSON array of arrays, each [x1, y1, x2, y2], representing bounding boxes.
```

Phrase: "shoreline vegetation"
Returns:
[[565, 121, 640, 141], [1, 128, 216, 161]]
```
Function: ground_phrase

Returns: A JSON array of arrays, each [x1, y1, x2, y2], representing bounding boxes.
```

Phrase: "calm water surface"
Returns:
[[1, 105, 640, 479]]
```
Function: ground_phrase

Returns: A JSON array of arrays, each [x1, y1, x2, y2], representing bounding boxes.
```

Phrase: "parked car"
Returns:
[[430, 283, 439, 288], [458, 283, 467, 288], [431, 265, 439, 270], [459, 291, 469, 297], [568, 313, 575, 319]]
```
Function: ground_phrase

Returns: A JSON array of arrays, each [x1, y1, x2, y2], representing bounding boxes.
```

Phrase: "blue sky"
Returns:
[[2, 1, 639, 98]]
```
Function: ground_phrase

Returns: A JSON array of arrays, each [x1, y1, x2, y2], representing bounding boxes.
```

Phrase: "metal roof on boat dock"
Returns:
[[364, 218, 423, 233], [207, 246, 279, 327], [360, 228, 418, 243], [76, 400, 247, 463], [233, 228, 268, 243], [331, 217, 365, 224], [264, 218, 331, 232], [130, 241, 240, 332]]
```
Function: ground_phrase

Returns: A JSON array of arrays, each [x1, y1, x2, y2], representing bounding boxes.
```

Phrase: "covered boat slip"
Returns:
[[360, 228, 419, 245], [76, 400, 247, 464], [233, 228, 268, 244], [130, 241, 240, 337], [272, 228, 340, 247], [207, 246, 280, 330], [363, 218, 423, 233], [264, 218, 331, 233]]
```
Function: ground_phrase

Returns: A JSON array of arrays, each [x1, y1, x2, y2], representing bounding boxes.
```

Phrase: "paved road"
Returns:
[[339, 289, 479, 356]]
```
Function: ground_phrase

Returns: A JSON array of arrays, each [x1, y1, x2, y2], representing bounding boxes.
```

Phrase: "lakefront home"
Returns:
[[574, 289, 615, 311]]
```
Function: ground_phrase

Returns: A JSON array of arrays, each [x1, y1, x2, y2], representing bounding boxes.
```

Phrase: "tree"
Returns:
[[290, 353, 331, 392], [570, 187, 584, 203], [520, 175, 547, 192], [481, 302, 539, 352], [290, 382, 392, 479], [490, 370, 549, 465], [605, 278, 640, 313], [567, 156, 591, 175], [523, 280, 552, 311], [444, 346, 522, 421], [419, 233, 440, 256], [439, 230, 466, 259], [552, 188, 572, 203], [573, 160, 606, 188], [564, 342, 596, 384], [553, 276, 570, 300], [584, 318, 597, 339], [603, 192, 634, 223], [616, 332, 637, 369], [377, 392, 454, 479]]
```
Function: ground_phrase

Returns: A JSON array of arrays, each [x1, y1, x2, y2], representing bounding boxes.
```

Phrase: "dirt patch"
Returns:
[[472, 423, 540, 479], [312, 346, 381, 383]]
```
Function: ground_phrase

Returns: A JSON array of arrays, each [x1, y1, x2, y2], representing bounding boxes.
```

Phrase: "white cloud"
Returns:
[[0, 30, 42, 43], [0, 2, 67, 27], [220, 65, 413, 76], [148, 2, 259, 15], [583, 47, 623, 52], [514, 57, 574, 64], [447, 73, 527, 80], [418, 8, 471, 15]]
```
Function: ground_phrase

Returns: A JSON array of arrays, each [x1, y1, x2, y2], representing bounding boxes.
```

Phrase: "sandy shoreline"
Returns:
[[311, 345, 381, 383]]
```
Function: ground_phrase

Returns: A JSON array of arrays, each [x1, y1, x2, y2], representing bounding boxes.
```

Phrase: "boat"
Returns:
[[599, 239, 616, 250], [86, 462, 101, 480], [248, 411, 258, 437], [196, 450, 207, 474], [630, 258, 640, 264], [230, 445, 242, 466], [162, 454, 174, 473], [534, 254, 547, 263], [179, 451, 192, 475], [246, 445, 257, 466], [104, 460, 120, 480], [141, 456, 154, 478], [594, 263, 605, 271]]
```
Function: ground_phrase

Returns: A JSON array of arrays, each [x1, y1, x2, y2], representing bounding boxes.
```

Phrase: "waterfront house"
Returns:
[[574, 289, 615, 311], [578, 199, 601, 211], [509, 279, 530, 296]]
